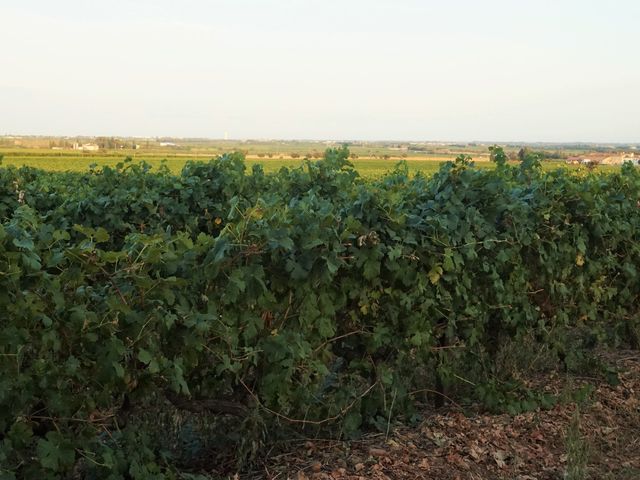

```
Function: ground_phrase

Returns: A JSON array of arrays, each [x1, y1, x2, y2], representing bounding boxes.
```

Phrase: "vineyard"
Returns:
[[0, 147, 639, 479]]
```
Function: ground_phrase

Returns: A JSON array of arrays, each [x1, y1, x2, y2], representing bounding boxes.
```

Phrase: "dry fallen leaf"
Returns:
[[446, 452, 470, 470], [530, 430, 544, 442], [492, 450, 507, 468], [418, 457, 430, 470], [469, 444, 484, 461], [368, 447, 388, 458], [386, 439, 401, 449]]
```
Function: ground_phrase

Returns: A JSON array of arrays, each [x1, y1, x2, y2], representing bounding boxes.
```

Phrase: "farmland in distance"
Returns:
[[0, 146, 621, 177]]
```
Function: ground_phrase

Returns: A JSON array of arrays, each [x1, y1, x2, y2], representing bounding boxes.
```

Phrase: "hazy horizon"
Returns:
[[3, 134, 640, 147], [2, 0, 639, 143]]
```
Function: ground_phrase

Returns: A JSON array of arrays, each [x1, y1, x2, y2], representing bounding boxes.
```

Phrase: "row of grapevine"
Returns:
[[0, 148, 638, 478]]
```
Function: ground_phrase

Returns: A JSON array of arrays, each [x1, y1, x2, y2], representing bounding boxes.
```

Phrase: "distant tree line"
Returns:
[[517, 147, 566, 161]]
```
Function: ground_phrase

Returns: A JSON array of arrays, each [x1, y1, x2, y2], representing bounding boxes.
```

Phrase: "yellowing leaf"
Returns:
[[428, 265, 443, 285]]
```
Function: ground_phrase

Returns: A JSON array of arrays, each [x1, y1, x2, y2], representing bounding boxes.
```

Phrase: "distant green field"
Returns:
[[0, 150, 472, 176], [0, 149, 619, 177]]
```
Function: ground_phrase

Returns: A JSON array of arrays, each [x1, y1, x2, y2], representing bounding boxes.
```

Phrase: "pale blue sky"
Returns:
[[2, 0, 639, 142]]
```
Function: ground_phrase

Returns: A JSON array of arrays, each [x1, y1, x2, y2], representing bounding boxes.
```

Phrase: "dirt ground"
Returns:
[[246, 351, 639, 480]]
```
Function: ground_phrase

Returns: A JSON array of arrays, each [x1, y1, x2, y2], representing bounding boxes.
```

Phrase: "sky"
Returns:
[[1, 0, 639, 142]]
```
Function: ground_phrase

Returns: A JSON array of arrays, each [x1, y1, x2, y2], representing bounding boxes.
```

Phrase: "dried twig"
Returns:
[[313, 330, 367, 353], [239, 379, 378, 426], [408, 388, 464, 411]]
